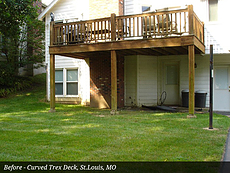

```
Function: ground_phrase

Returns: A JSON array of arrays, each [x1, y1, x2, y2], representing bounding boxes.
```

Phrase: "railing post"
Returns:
[[202, 22, 205, 43], [111, 13, 116, 41], [188, 5, 194, 35], [50, 21, 55, 45]]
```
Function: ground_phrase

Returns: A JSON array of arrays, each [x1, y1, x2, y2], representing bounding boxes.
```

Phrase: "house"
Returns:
[[44, 0, 230, 114], [38, 0, 123, 105], [123, 0, 230, 111]]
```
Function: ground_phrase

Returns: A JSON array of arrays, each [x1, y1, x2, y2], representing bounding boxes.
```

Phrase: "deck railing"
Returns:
[[50, 5, 204, 46]]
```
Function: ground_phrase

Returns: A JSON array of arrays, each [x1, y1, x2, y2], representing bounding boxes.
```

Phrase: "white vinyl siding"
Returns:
[[125, 55, 157, 107], [124, 0, 135, 15], [138, 56, 158, 106], [125, 54, 212, 108], [43, 0, 90, 104]]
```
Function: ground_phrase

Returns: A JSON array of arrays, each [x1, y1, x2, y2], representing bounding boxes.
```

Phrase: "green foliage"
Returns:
[[0, 0, 45, 87], [0, 62, 15, 87], [0, 73, 45, 97]]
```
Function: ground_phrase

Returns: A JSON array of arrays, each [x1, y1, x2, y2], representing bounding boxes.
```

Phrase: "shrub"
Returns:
[[0, 73, 46, 97]]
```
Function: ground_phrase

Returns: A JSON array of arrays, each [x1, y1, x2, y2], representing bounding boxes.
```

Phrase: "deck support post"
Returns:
[[188, 45, 196, 118], [49, 20, 56, 112], [49, 54, 56, 112], [111, 50, 117, 113]]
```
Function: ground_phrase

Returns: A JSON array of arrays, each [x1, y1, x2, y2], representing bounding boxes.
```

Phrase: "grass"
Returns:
[[0, 74, 230, 162]]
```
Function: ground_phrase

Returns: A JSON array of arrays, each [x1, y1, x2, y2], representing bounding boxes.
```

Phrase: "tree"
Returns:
[[0, 0, 45, 87]]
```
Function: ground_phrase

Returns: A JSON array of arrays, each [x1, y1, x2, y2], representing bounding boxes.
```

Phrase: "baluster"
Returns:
[[156, 15, 159, 35], [104, 20, 106, 41], [137, 17, 139, 37], [70, 25, 73, 43], [184, 12, 186, 33], [166, 13, 168, 35], [125, 18, 128, 37], [93, 22, 96, 41], [77, 24, 79, 43], [74, 24, 76, 43], [97, 21, 99, 40], [133, 17, 135, 37], [148, 16, 151, 37], [153, 15, 156, 37], [180, 12, 181, 33], [129, 17, 131, 37], [100, 21, 102, 40], [144, 16, 147, 36], [175, 13, 177, 33], [108, 20, 111, 40]]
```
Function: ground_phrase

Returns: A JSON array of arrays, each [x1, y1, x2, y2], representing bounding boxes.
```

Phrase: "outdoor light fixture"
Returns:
[[50, 12, 54, 22]]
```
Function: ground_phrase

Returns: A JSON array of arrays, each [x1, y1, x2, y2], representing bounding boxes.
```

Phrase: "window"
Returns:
[[215, 68, 228, 90], [67, 69, 78, 95], [209, 0, 218, 21], [55, 70, 64, 95], [55, 69, 78, 96], [142, 6, 151, 12]]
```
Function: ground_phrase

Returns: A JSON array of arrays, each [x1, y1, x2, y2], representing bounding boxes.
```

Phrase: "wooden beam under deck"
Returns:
[[49, 35, 205, 57]]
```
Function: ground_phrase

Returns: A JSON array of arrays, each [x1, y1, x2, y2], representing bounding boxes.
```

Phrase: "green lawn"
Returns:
[[0, 74, 229, 162]]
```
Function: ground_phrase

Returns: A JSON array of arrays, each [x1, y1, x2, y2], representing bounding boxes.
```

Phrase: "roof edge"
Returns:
[[38, 0, 59, 20]]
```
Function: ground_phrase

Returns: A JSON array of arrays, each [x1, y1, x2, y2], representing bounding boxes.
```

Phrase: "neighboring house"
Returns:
[[123, 0, 230, 111], [38, 0, 123, 105]]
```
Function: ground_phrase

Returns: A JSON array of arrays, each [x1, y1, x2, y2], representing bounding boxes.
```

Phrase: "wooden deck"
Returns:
[[49, 5, 205, 57], [49, 5, 205, 115]]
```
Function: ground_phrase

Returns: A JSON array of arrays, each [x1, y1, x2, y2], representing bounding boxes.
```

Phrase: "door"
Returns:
[[214, 67, 230, 111], [163, 62, 180, 105]]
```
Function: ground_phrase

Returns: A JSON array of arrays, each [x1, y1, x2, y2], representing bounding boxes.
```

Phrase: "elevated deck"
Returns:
[[49, 5, 205, 116], [49, 5, 205, 58]]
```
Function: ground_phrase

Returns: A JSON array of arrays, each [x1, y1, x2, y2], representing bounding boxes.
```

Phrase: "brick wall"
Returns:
[[90, 54, 124, 108], [117, 55, 124, 107], [89, 0, 122, 19], [119, 0, 124, 15]]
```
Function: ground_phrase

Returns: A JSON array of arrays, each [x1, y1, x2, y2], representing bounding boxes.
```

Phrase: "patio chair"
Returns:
[[116, 19, 129, 40], [155, 8, 177, 35], [142, 15, 156, 38]]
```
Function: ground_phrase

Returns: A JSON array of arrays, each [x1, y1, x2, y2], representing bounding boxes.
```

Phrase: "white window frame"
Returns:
[[55, 68, 79, 97]]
